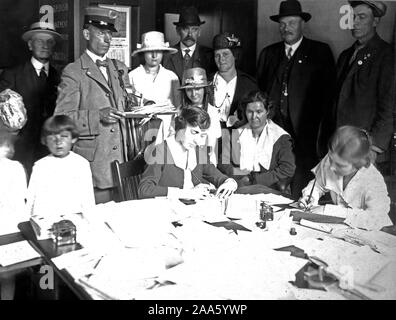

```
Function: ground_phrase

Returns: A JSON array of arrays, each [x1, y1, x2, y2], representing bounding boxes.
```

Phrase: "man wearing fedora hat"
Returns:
[[257, 0, 336, 198], [0, 21, 61, 177], [162, 6, 216, 82], [55, 6, 132, 204], [330, 1, 394, 171]]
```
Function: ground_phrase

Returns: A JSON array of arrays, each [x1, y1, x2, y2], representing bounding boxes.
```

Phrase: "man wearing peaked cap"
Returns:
[[0, 21, 61, 177], [162, 6, 216, 82], [256, 0, 336, 198], [330, 1, 394, 172], [55, 6, 133, 204]]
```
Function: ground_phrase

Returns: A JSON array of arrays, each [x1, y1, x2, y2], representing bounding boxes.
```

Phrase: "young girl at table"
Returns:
[[27, 115, 95, 218], [139, 106, 236, 199], [299, 126, 391, 231]]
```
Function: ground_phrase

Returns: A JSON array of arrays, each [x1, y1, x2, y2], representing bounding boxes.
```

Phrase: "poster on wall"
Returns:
[[99, 4, 131, 68], [39, 0, 74, 71]]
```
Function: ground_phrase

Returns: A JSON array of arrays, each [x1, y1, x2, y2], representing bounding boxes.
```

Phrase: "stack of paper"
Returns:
[[0, 240, 41, 267]]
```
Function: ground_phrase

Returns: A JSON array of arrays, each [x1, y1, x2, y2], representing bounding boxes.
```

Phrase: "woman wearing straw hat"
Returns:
[[146, 67, 221, 165], [129, 31, 181, 107]]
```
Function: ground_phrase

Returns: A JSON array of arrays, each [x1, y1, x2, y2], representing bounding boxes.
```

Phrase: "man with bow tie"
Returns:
[[55, 6, 132, 204], [0, 21, 61, 177], [162, 6, 216, 82], [331, 1, 394, 171], [256, 0, 336, 198]]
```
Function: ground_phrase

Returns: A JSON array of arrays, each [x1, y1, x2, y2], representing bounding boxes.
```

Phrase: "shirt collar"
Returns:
[[86, 49, 108, 63], [31, 57, 49, 72], [180, 43, 196, 56], [285, 36, 303, 56]]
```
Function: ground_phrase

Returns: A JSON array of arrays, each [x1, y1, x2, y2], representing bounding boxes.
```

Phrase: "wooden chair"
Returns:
[[112, 155, 146, 202]]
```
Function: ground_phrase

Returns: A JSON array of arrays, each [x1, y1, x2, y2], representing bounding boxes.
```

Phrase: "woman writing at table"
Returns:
[[139, 106, 237, 199], [299, 126, 391, 231], [217, 90, 295, 191]]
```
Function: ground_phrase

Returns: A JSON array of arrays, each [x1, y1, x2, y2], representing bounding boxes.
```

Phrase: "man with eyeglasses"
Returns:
[[256, 0, 336, 199], [0, 21, 61, 177], [163, 6, 216, 82], [55, 6, 132, 204]]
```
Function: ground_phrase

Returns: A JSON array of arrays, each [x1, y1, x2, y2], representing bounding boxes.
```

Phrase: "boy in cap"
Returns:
[[331, 1, 394, 173], [162, 6, 216, 81], [0, 21, 61, 177], [55, 6, 132, 204]]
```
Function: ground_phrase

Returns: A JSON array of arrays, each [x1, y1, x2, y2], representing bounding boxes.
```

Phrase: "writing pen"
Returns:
[[304, 178, 317, 212]]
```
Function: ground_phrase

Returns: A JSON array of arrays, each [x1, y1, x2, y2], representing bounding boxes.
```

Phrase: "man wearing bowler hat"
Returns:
[[331, 1, 394, 171], [257, 0, 336, 198], [163, 6, 216, 82], [55, 6, 132, 204], [0, 21, 61, 177]]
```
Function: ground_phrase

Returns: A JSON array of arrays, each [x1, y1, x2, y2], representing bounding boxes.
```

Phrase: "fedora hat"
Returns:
[[22, 21, 61, 42], [179, 68, 212, 90], [84, 6, 119, 32], [270, 0, 311, 22], [132, 31, 178, 56], [173, 6, 205, 27], [349, 1, 387, 17]]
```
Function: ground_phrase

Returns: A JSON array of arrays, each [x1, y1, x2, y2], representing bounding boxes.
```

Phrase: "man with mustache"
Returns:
[[332, 1, 393, 173], [256, 0, 336, 198], [0, 21, 61, 177], [55, 6, 132, 204], [163, 6, 216, 82]]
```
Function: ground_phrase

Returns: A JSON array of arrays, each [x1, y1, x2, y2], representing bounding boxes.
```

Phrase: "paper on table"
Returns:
[[0, 240, 41, 267]]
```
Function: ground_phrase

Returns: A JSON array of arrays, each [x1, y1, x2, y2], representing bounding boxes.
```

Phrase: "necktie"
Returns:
[[348, 43, 365, 66], [286, 47, 293, 60], [39, 66, 47, 80], [184, 49, 191, 68], [96, 59, 110, 83]]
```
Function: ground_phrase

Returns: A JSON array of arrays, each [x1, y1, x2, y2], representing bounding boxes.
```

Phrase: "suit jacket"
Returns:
[[55, 52, 131, 189], [162, 43, 216, 81], [257, 37, 336, 162], [139, 140, 229, 199], [0, 60, 59, 174], [335, 33, 394, 151]]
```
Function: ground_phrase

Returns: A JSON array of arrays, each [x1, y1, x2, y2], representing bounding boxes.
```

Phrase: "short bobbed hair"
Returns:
[[41, 115, 79, 144], [238, 90, 274, 123], [329, 125, 374, 169], [174, 106, 211, 132]]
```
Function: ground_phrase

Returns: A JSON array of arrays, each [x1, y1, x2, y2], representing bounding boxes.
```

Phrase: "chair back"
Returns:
[[112, 155, 146, 201]]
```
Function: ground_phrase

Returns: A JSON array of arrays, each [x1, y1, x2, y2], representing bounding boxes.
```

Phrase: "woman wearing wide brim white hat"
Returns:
[[129, 31, 182, 153]]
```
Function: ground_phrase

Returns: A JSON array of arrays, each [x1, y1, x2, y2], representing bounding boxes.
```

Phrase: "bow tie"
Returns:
[[96, 59, 109, 68]]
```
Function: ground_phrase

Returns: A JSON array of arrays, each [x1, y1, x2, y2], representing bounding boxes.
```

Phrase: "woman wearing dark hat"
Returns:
[[210, 32, 258, 129]]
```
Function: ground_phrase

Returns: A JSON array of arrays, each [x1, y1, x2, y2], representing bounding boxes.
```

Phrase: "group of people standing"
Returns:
[[0, 1, 393, 230]]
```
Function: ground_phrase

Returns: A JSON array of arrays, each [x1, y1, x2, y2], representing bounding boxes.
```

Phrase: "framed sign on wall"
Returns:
[[99, 4, 131, 68]]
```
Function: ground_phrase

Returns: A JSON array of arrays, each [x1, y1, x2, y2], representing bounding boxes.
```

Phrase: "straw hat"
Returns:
[[22, 21, 61, 42], [132, 31, 178, 56], [179, 68, 212, 90]]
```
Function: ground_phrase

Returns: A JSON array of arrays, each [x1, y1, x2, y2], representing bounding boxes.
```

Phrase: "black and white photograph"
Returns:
[[0, 0, 395, 305]]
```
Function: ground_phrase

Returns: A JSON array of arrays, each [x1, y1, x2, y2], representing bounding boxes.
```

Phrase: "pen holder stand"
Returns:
[[256, 201, 273, 229], [52, 220, 77, 248]]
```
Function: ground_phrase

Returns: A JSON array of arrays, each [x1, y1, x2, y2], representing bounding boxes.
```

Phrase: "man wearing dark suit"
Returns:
[[162, 6, 216, 82], [0, 22, 60, 177], [55, 6, 131, 204], [334, 1, 394, 169], [257, 0, 336, 198]]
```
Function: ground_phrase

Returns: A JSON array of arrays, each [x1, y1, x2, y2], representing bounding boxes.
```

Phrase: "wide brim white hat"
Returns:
[[22, 22, 61, 42], [132, 31, 178, 56]]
